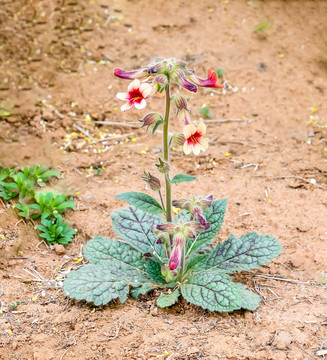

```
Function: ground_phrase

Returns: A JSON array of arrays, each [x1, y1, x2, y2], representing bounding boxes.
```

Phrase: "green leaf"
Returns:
[[152, 119, 163, 135], [84, 235, 146, 270], [64, 260, 149, 306], [181, 269, 242, 312], [157, 288, 180, 308], [115, 191, 165, 216], [187, 199, 227, 254], [171, 174, 196, 184], [206, 232, 282, 273], [130, 283, 158, 299], [111, 206, 162, 255], [146, 260, 165, 284], [186, 253, 210, 273], [235, 283, 260, 311]]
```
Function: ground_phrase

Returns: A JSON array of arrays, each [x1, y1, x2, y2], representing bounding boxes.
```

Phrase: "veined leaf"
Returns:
[[84, 235, 145, 270], [64, 260, 149, 306], [157, 288, 180, 308], [181, 269, 242, 312], [171, 174, 196, 184], [187, 199, 227, 254], [116, 191, 165, 215], [235, 283, 260, 311], [206, 232, 282, 273], [130, 282, 158, 299], [111, 206, 162, 256], [146, 260, 165, 284]]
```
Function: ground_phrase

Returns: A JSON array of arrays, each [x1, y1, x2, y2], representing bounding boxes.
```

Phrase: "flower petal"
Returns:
[[116, 92, 129, 101], [183, 124, 197, 138], [192, 144, 201, 156], [134, 98, 147, 109], [141, 85, 153, 98], [121, 102, 133, 111], [183, 142, 192, 155], [198, 137, 208, 151], [128, 79, 140, 92], [197, 121, 206, 135]]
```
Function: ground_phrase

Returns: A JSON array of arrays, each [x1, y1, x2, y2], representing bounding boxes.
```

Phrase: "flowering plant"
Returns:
[[64, 58, 281, 311]]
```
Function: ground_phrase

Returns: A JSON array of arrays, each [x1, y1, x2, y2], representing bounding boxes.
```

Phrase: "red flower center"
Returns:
[[187, 131, 202, 145], [128, 89, 144, 103]]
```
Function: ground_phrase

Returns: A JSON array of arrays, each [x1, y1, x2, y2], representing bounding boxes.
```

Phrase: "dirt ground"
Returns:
[[0, 0, 327, 359]]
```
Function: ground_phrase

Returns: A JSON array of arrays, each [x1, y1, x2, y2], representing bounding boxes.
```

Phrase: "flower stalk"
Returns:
[[163, 83, 172, 225]]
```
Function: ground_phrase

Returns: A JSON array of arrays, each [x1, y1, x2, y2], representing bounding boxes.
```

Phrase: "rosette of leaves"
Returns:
[[0, 181, 19, 200], [12, 173, 35, 198], [37, 214, 76, 244], [21, 165, 60, 187], [64, 196, 281, 311], [31, 192, 75, 219]]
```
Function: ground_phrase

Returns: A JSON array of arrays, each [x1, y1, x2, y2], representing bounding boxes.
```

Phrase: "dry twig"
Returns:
[[204, 118, 252, 124]]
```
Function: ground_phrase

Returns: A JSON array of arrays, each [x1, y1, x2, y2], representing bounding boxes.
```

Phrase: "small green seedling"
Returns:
[[0, 165, 77, 246], [15, 198, 32, 219], [9, 301, 21, 311], [253, 20, 269, 33], [22, 165, 60, 186], [0, 167, 17, 181], [198, 106, 213, 119], [215, 68, 225, 78], [37, 215, 76, 244], [12, 173, 35, 198], [0, 181, 19, 200], [31, 192, 75, 219]]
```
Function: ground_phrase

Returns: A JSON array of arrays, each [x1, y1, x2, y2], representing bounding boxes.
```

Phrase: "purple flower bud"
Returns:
[[172, 69, 197, 93], [196, 213, 210, 230], [155, 223, 175, 233], [142, 171, 161, 192], [175, 60, 187, 68], [114, 68, 148, 80], [138, 112, 162, 129], [172, 198, 191, 210], [173, 94, 189, 112], [147, 62, 165, 74]]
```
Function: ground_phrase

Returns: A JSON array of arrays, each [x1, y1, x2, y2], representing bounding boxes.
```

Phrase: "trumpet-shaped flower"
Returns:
[[182, 121, 208, 155], [116, 79, 153, 111], [188, 69, 224, 89], [114, 67, 148, 80], [172, 69, 197, 93]]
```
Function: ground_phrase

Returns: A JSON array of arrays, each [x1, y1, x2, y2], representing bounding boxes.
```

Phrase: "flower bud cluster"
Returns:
[[153, 219, 209, 270], [114, 58, 224, 94], [172, 195, 213, 230]]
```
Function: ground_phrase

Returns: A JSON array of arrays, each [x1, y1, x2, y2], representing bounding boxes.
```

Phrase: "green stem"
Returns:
[[163, 84, 172, 224]]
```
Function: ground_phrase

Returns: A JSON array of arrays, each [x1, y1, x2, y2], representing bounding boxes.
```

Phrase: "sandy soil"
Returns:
[[0, 0, 327, 359]]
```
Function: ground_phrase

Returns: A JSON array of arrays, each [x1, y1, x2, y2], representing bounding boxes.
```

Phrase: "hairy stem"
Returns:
[[163, 84, 172, 224], [179, 243, 186, 280]]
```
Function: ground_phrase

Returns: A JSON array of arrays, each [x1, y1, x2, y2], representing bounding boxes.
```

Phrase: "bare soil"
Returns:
[[0, 0, 327, 359]]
